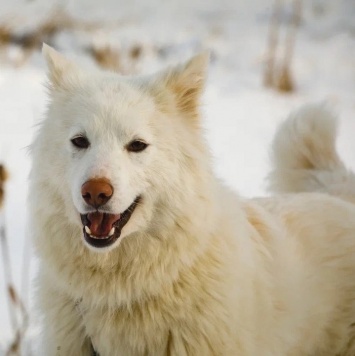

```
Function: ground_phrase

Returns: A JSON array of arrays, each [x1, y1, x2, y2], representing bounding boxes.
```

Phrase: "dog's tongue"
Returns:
[[87, 212, 120, 236]]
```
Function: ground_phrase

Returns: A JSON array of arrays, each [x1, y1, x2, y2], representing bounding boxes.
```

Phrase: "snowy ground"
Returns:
[[0, 0, 354, 353]]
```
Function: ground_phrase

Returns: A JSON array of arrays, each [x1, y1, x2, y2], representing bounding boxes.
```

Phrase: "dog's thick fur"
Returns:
[[269, 105, 355, 204], [30, 46, 355, 355]]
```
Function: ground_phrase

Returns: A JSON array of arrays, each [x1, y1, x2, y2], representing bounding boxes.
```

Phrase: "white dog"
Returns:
[[30, 45, 355, 355]]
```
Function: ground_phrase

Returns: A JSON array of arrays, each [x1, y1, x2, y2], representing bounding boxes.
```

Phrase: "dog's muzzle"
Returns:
[[80, 196, 141, 248]]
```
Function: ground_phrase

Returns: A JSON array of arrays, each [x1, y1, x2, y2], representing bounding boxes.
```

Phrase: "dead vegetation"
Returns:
[[88, 44, 121, 71], [0, 165, 7, 209], [87, 42, 143, 73], [0, 7, 101, 51], [263, 0, 282, 88], [263, 0, 302, 93], [0, 5, 145, 73], [0, 164, 29, 356]]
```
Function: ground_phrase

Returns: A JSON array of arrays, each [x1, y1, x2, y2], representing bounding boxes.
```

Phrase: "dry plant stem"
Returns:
[[20, 232, 31, 312], [264, 0, 282, 87], [0, 221, 26, 356], [6, 297, 29, 356], [277, 0, 302, 92], [0, 164, 7, 207], [0, 166, 29, 355], [0, 221, 18, 335]]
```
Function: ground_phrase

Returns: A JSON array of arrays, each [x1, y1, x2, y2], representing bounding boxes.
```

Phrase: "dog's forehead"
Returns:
[[94, 76, 155, 114], [69, 75, 158, 137]]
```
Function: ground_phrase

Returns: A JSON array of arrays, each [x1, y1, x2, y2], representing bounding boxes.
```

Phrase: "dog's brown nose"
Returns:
[[81, 178, 113, 208]]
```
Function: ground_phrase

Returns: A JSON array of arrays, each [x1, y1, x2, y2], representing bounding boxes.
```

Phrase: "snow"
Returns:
[[0, 0, 354, 353]]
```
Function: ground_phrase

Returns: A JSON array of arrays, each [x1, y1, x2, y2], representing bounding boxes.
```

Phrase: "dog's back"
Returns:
[[263, 105, 355, 354]]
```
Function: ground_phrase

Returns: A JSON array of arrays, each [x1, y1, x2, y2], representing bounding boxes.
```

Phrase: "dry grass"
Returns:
[[276, 0, 302, 92], [263, 0, 282, 88], [263, 0, 302, 93], [0, 164, 7, 208], [0, 164, 30, 356], [0, 6, 102, 50], [87, 42, 144, 73], [0, 6, 115, 67], [88, 44, 121, 71], [0, 5, 147, 74]]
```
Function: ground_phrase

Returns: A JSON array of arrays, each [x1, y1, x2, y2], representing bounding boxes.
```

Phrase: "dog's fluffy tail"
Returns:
[[269, 105, 355, 203]]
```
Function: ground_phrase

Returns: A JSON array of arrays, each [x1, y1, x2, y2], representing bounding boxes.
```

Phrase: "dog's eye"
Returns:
[[127, 140, 148, 153], [71, 136, 90, 149]]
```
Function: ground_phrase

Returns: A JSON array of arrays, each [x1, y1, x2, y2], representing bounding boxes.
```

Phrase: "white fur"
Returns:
[[30, 46, 355, 355], [269, 104, 355, 203]]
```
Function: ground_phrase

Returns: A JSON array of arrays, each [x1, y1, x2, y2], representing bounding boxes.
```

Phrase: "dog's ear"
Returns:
[[42, 44, 80, 90], [162, 52, 209, 119]]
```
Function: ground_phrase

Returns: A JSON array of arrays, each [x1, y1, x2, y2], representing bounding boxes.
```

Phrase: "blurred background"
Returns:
[[0, 0, 354, 354]]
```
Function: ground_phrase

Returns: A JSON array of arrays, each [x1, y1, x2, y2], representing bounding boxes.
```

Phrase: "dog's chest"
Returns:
[[79, 299, 172, 356]]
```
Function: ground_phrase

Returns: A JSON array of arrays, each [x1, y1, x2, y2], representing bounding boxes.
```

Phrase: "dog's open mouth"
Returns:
[[80, 197, 140, 248]]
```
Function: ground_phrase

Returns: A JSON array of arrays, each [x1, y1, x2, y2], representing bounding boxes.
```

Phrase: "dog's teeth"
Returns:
[[85, 226, 113, 239], [88, 233, 111, 239]]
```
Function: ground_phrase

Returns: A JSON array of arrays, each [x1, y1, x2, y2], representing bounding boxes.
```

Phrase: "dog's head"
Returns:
[[37, 44, 210, 252]]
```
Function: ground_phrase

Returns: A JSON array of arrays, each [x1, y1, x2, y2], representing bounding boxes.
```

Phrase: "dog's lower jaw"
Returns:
[[80, 197, 141, 250]]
